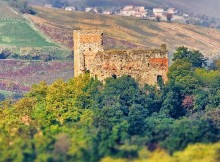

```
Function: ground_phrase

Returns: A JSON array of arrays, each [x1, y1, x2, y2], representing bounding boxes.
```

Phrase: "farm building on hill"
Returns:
[[120, 5, 148, 18], [153, 8, 165, 17], [65, 6, 76, 11]]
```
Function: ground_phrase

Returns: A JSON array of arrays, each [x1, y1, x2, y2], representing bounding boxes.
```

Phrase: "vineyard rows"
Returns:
[[0, 1, 24, 20], [0, 59, 74, 92]]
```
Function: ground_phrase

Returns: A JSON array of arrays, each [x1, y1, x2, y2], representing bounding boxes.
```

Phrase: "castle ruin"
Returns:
[[74, 30, 168, 85]]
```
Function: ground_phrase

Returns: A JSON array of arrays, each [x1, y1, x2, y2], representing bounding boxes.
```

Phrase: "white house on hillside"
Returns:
[[102, 10, 112, 15], [153, 8, 164, 17], [120, 5, 135, 16], [85, 7, 99, 13], [123, 5, 134, 10], [135, 6, 145, 12], [167, 8, 176, 14], [65, 6, 76, 11], [120, 5, 147, 18], [44, 4, 53, 8], [85, 7, 93, 12]]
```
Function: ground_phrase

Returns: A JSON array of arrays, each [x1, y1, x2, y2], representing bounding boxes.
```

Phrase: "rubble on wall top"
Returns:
[[74, 30, 103, 34]]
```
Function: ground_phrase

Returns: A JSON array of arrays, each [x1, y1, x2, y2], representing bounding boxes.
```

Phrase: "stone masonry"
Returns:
[[73, 30, 168, 85]]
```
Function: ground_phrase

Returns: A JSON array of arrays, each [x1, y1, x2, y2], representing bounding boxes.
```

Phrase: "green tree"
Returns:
[[166, 13, 173, 22], [155, 16, 161, 22], [162, 117, 218, 153], [209, 58, 220, 70], [161, 85, 185, 118], [173, 46, 207, 68], [168, 59, 193, 81]]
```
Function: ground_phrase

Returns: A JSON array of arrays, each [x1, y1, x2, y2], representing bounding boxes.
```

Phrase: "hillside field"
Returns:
[[0, 1, 74, 97], [0, 1, 53, 48], [0, 20, 55, 48], [0, 0, 24, 20], [30, 6, 220, 58], [0, 0, 71, 58], [0, 59, 74, 93]]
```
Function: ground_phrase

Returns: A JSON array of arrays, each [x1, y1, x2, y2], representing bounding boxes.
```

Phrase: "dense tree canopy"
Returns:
[[173, 46, 207, 68], [0, 47, 219, 161]]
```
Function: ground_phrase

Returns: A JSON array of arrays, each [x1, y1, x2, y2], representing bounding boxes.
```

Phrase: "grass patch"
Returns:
[[0, 20, 55, 47]]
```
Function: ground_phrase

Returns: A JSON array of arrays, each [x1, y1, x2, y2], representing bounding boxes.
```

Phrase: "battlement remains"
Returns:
[[73, 30, 104, 76]]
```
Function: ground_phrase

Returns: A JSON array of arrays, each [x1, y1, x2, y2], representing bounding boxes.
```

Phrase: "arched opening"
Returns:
[[112, 74, 117, 79], [157, 75, 164, 88], [101, 33, 104, 45], [157, 75, 163, 83], [85, 70, 90, 74]]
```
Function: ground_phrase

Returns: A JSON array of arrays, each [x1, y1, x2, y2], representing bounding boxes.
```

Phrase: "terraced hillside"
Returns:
[[0, 60, 73, 92], [30, 6, 220, 58], [0, 2, 70, 55], [0, 1, 24, 20], [0, 1, 53, 48]]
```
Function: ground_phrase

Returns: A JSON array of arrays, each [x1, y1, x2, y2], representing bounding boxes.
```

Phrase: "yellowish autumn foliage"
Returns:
[[174, 143, 220, 162], [101, 157, 128, 162], [101, 143, 220, 162], [46, 73, 91, 110], [14, 97, 36, 116]]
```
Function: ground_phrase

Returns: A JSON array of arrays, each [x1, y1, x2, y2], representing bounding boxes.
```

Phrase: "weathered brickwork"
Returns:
[[73, 30, 168, 85]]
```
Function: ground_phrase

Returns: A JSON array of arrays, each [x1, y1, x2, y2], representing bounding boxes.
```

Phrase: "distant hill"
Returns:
[[29, 6, 220, 58], [151, 0, 220, 18], [85, 0, 220, 18], [30, 0, 220, 18]]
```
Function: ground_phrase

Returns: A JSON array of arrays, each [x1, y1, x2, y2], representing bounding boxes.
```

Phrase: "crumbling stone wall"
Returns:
[[74, 30, 168, 85]]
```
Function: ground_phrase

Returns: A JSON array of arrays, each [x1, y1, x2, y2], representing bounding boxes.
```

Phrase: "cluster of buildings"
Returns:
[[118, 5, 147, 18], [153, 8, 176, 17], [82, 6, 178, 19], [44, 4, 188, 22], [118, 6, 179, 19]]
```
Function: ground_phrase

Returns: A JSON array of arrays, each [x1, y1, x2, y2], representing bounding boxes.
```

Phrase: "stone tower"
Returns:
[[73, 30, 104, 76]]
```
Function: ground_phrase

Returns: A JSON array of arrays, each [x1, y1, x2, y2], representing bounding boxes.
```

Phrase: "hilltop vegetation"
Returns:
[[0, 47, 219, 161], [7, 0, 35, 14], [30, 6, 220, 58]]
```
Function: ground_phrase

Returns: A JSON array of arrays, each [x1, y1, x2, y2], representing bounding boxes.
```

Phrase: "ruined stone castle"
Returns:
[[73, 30, 168, 85]]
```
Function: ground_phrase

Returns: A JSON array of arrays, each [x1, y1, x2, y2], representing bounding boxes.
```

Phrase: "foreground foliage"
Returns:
[[0, 47, 219, 161]]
